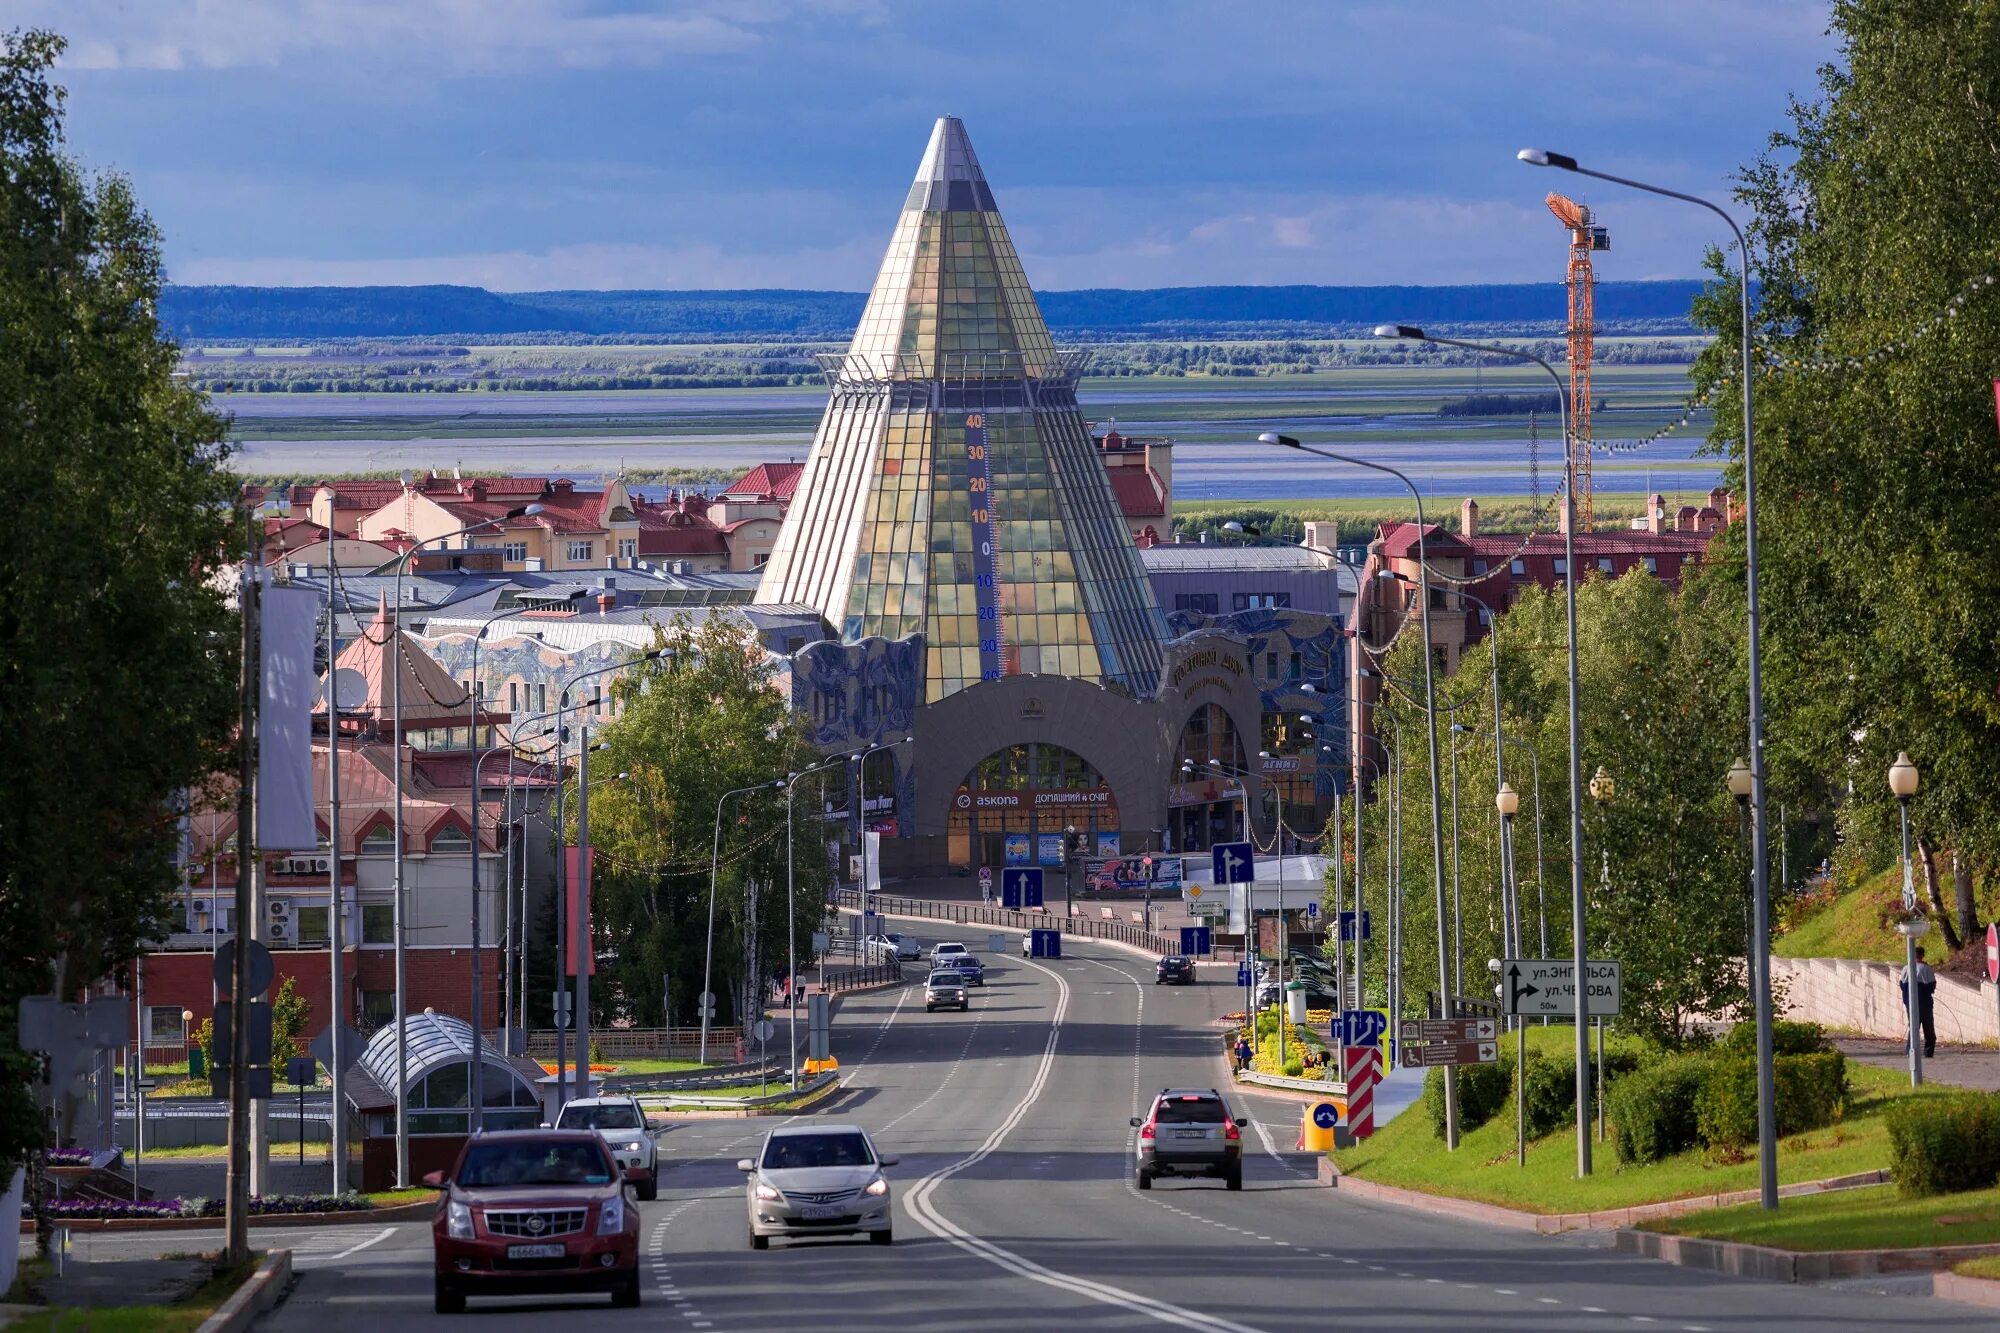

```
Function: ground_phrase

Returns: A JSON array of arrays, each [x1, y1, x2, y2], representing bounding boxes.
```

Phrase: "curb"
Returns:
[[40, 1198, 438, 1233], [1318, 1161, 1893, 1235], [1612, 1228, 2000, 1282], [1933, 1271, 2000, 1310], [196, 1248, 291, 1333], [650, 1075, 842, 1120]]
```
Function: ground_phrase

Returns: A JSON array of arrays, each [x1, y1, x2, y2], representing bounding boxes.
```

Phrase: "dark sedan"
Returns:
[[1156, 955, 1197, 985]]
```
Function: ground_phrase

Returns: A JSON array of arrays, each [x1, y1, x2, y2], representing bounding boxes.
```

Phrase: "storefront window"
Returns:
[[949, 742, 1119, 870]]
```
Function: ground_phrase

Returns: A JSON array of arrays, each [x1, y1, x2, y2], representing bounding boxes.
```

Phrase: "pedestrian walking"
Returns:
[[1233, 1033, 1253, 1073], [1901, 946, 1937, 1058]]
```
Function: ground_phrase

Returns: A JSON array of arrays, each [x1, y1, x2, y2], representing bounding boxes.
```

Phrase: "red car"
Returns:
[[424, 1129, 642, 1314]]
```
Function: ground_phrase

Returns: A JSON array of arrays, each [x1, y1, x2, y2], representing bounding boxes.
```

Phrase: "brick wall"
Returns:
[[1773, 955, 2000, 1046], [140, 946, 502, 1042]]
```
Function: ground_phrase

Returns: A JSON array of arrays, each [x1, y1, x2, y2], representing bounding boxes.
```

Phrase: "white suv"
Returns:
[[555, 1096, 660, 1200]]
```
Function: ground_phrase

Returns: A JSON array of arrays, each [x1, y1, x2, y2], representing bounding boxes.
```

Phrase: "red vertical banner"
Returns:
[[564, 846, 596, 976]]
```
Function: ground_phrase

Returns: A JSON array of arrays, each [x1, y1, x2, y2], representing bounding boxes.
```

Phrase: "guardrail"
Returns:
[[833, 889, 1180, 956], [524, 1026, 741, 1059], [640, 1069, 838, 1111], [819, 959, 905, 994]]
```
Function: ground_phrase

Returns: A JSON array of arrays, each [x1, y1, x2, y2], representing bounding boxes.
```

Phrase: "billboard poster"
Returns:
[[1152, 857, 1184, 887], [1038, 833, 1065, 866], [1095, 832, 1120, 859], [1004, 833, 1030, 865]]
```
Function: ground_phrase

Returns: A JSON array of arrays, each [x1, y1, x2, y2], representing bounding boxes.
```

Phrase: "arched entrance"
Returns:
[[1169, 703, 1249, 854], [948, 742, 1121, 870]]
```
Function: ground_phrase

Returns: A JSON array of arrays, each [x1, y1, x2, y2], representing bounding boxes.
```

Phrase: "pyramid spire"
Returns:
[[759, 118, 1167, 703]]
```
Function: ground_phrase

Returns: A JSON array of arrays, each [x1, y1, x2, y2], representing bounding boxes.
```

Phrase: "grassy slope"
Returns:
[[1775, 867, 1919, 964], [1646, 1181, 2000, 1251], [1332, 1039, 1956, 1214]]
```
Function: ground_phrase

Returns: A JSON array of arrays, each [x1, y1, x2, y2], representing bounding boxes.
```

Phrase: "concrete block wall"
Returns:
[[1773, 955, 2000, 1046]]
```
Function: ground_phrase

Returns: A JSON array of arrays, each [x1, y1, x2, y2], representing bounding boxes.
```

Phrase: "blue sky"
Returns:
[[33, 1, 1837, 291]]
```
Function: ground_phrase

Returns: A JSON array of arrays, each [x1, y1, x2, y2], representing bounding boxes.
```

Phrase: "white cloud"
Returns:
[[37, 0, 879, 72]]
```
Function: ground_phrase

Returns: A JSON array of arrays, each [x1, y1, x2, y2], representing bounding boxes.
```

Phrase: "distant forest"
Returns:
[[158, 280, 1710, 342]]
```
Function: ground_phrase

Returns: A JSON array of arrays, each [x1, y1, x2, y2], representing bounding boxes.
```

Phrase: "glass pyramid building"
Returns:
[[758, 117, 1168, 704]]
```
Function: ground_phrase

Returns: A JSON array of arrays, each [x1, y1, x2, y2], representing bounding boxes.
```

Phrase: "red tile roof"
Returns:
[[1107, 467, 1167, 520], [720, 462, 804, 502]]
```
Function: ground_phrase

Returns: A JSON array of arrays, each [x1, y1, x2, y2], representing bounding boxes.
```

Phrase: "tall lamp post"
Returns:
[[1727, 757, 1755, 987], [386, 502, 540, 1186], [1258, 430, 1454, 1148], [1357, 325, 1590, 1174], [1889, 752, 1924, 1087], [1519, 145, 1772, 1202], [703, 782, 781, 1064]]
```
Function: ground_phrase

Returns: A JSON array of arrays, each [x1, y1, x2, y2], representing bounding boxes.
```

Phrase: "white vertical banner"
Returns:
[[864, 830, 882, 897], [259, 574, 320, 851]]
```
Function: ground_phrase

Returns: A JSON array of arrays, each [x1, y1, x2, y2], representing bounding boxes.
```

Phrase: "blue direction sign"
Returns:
[[1211, 841, 1255, 885], [1338, 909, 1373, 942], [1002, 867, 1044, 910], [1179, 926, 1213, 957], [1340, 1009, 1388, 1048], [1236, 965, 1253, 988], [1311, 1102, 1340, 1130], [1304, 901, 1319, 920]]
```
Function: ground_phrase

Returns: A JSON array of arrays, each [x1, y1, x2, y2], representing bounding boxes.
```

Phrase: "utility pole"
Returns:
[[224, 519, 259, 1267], [325, 544, 347, 1193]]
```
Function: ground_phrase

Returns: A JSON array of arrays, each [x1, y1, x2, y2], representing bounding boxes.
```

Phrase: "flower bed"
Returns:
[[45, 1147, 95, 1166], [32, 1192, 381, 1221]]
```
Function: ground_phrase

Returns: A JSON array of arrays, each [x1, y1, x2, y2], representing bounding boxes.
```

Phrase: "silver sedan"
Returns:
[[739, 1124, 898, 1248]]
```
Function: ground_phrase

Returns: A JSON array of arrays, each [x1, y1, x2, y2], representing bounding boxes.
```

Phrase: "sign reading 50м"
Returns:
[[1501, 958, 1622, 1017], [964, 414, 1005, 683]]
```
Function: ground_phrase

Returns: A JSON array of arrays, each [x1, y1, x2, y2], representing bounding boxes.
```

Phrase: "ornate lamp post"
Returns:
[[1889, 752, 1925, 1086]]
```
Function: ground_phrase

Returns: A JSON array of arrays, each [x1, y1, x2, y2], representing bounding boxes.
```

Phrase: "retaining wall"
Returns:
[[1773, 955, 2000, 1045]]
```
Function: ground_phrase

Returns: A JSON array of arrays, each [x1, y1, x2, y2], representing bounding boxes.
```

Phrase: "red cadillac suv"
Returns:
[[425, 1129, 642, 1313]]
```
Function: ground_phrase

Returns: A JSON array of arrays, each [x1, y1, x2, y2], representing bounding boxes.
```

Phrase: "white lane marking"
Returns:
[[880, 988, 988, 1133], [294, 1226, 396, 1264], [903, 954, 1270, 1333]]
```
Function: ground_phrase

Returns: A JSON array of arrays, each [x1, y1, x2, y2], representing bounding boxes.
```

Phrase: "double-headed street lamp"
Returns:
[[1362, 326, 1591, 1174], [1258, 431, 1456, 1148], [781, 753, 858, 1087], [1889, 752, 1924, 1087], [1520, 145, 1774, 1203], [387, 502, 541, 1186]]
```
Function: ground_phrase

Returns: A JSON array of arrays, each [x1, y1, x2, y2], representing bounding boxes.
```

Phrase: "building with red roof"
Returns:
[[1093, 424, 1173, 545]]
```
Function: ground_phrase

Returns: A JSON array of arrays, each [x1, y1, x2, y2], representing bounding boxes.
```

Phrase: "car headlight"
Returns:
[[863, 1177, 888, 1197], [623, 1139, 646, 1153], [446, 1199, 474, 1240], [598, 1193, 625, 1235], [754, 1181, 783, 1201]]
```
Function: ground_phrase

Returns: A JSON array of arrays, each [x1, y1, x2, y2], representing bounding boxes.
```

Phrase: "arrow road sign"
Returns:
[[1399, 1040, 1500, 1069], [1338, 910, 1373, 942], [1399, 1018, 1497, 1044], [1339, 1010, 1388, 1048], [1311, 1102, 1340, 1130], [1502, 959, 1622, 1017], [1211, 841, 1255, 885], [1002, 867, 1044, 910]]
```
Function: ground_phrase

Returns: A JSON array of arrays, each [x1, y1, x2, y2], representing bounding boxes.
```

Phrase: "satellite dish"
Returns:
[[320, 666, 369, 713]]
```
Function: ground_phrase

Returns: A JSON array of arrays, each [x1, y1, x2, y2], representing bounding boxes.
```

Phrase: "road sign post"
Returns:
[[1211, 841, 1255, 886], [1002, 867, 1044, 911], [1500, 959, 1622, 1018]]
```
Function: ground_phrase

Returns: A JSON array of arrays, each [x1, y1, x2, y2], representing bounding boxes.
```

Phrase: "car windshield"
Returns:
[[559, 1104, 642, 1131], [761, 1132, 875, 1170], [1163, 957, 1188, 965], [928, 973, 961, 985], [457, 1141, 614, 1187], [1154, 1097, 1225, 1125]]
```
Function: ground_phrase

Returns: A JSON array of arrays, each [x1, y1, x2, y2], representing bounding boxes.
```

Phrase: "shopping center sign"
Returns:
[[956, 787, 1114, 811]]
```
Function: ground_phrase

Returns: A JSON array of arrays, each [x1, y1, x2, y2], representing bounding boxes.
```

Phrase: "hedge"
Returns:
[[1695, 1050, 1848, 1148], [1421, 1052, 1515, 1139], [1608, 1053, 1707, 1165], [1884, 1094, 2000, 1197], [1721, 1018, 1830, 1058]]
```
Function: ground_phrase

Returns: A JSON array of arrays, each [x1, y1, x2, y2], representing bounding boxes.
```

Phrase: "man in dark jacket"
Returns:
[[1900, 946, 1937, 1059]]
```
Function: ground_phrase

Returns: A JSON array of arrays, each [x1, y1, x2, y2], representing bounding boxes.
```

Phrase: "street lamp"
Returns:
[[1889, 751, 1924, 1087], [386, 501, 541, 1186], [181, 1009, 195, 1075], [1520, 143, 1775, 1207], [1366, 325, 1592, 1174], [1259, 429, 1454, 1148], [1496, 781, 1521, 968], [702, 781, 779, 1064], [1726, 757, 1755, 985], [781, 754, 852, 1086]]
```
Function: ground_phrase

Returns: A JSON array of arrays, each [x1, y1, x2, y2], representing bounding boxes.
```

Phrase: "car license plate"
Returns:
[[799, 1205, 844, 1220], [1175, 1129, 1207, 1139], [507, 1243, 566, 1259]]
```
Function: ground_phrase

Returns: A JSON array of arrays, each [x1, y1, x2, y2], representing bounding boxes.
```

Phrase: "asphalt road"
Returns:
[[67, 922, 1992, 1331]]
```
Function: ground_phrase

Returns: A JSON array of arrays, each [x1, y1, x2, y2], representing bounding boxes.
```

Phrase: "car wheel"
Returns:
[[611, 1273, 642, 1308], [434, 1280, 465, 1315], [750, 1232, 769, 1250], [1226, 1168, 1244, 1191], [638, 1178, 658, 1202], [869, 1228, 893, 1246], [959, 1001, 968, 1011], [1135, 1168, 1152, 1191]]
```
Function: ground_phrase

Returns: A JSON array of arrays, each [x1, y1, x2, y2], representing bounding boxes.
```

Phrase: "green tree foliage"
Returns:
[[582, 615, 828, 1031], [269, 977, 311, 1066], [1354, 564, 1752, 1046], [1702, 1, 2000, 945], [0, 31, 241, 1167]]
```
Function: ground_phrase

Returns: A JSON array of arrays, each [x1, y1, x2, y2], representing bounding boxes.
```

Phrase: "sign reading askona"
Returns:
[[957, 787, 1114, 810]]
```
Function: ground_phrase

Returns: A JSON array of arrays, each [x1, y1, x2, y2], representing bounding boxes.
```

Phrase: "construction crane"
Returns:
[[1545, 194, 1608, 530]]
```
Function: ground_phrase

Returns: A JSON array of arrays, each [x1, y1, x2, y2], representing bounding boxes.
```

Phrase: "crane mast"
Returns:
[[1546, 193, 1608, 531]]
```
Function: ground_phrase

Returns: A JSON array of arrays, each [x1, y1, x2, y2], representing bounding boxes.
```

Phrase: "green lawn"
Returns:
[[8, 1254, 259, 1333], [1956, 1256, 2000, 1280], [362, 1187, 439, 1208], [1645, 1182, 2000, 1251], [604, 1057, 710, 1076], [1332, 1037, 1954, 1215]]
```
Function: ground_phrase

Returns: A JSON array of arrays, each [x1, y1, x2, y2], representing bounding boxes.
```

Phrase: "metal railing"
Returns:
[[523, 1026, 740, 1060], [819, 959, 905, 995], [833, 889, 1180, 956]]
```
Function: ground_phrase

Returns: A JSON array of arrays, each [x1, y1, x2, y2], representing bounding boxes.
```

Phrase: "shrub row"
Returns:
[[1885, 1095, 2000, 1196], [1608, 1022, 1847, 1164]]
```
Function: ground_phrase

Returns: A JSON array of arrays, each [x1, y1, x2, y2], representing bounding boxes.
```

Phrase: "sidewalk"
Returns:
[[1832, 1036, 2000, 1091]]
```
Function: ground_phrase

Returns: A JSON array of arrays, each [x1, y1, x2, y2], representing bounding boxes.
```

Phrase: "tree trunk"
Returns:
[[1953, 848, 1982, 944], [1919, 835, 1962, 953]]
